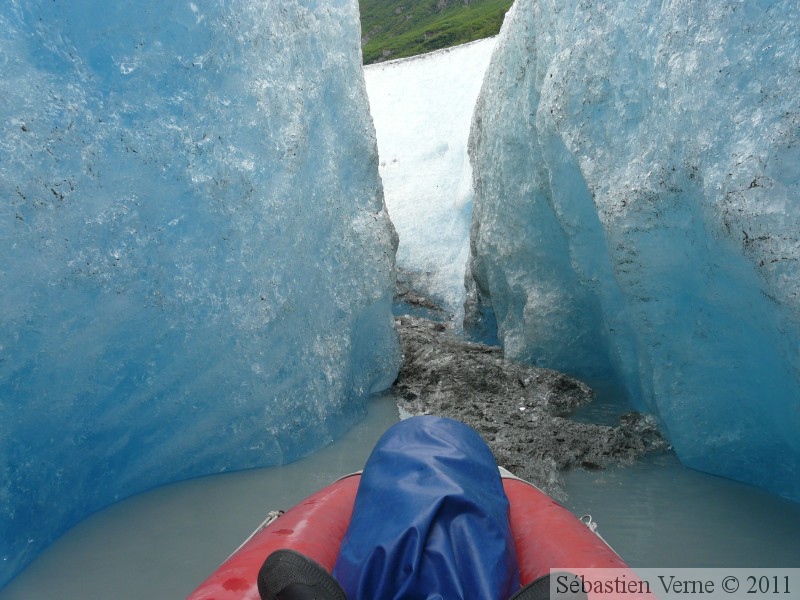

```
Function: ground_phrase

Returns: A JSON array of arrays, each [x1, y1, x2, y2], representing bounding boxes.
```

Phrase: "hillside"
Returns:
[[359, 0, 513, 64]]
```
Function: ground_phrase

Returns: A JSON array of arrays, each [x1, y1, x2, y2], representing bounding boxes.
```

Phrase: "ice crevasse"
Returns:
[[467, 0, 800, 501], [0, 0, 400, 587], [364, 38, 496, 322]]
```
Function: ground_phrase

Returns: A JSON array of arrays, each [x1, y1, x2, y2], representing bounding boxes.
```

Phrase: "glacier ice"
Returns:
[[364, 40, 495, 320], [0, 0, 400, 587], [467, 0, 800, 501]]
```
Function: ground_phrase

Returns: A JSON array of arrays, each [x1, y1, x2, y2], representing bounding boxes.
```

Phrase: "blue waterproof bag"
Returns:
[[332, 416, 520, 599]]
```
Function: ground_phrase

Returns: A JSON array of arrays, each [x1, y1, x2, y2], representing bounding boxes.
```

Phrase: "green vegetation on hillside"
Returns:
[[358, 0, 513, 64]]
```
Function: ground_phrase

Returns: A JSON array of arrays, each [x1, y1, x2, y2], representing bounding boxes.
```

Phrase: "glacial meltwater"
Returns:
[[1, 390, 798, 599], [567, 379, 800, 568]]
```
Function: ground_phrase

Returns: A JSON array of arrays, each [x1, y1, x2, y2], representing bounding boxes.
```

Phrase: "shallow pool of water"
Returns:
[[564, 450, 800, 568], [2, 391, 798, 599], [566, 377, 800, 568], [0, 393, 401, 600]]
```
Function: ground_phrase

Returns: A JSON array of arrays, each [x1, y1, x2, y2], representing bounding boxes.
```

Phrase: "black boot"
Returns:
[[258, 549, 347, 600], [509, 573, 589, 600]]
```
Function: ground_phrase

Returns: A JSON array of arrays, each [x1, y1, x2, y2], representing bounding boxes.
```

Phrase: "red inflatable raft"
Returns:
[[188, 470, 650, 600]]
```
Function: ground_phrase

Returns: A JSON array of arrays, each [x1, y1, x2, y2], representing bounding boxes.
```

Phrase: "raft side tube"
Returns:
[[503, 477, 652, 599], [189, 472, 649, 600], [187, 475, 360, 600]]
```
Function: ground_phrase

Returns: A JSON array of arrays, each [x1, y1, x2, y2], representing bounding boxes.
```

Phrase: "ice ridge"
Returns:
[[467, 0, 800, 501], [0, 0, 400, 587]]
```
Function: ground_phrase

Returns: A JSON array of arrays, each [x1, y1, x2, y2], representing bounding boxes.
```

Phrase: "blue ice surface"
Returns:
[[467, 0, 800, 502], [0, 0, 400, 588]]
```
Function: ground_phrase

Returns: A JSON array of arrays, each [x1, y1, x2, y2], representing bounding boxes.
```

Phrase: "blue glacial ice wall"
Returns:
[[0, 0, 400, 586], [467, 0, 800, 501]]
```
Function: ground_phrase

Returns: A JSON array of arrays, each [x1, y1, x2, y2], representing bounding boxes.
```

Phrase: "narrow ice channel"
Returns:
[[364, 38, 496, 322], [4, 26, 799, 598]]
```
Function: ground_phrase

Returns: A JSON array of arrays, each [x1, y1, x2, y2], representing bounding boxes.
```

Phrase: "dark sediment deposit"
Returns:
[[391, 315, 666, 500], [394, 268, 450, 316]]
